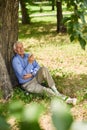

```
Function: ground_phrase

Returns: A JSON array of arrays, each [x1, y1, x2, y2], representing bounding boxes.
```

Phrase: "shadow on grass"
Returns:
[[18, 21, 87, 102], [53, 72, 87, 99], [11, 72, 87, 103], [18, 21, 57, 39]]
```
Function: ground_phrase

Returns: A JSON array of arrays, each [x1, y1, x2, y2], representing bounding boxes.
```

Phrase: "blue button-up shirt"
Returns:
[[12, 53, 40, 84]]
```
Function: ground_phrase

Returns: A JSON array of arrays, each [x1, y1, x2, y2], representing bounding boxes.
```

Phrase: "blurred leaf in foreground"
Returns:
[[51, 98, 73, 130], [9, 101, 24, 120], [0, 117, 10, 130], [20, 102, 45, 130]]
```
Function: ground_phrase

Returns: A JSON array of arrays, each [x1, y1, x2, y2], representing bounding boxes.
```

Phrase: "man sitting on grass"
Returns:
[[12, 41, 77, 105]]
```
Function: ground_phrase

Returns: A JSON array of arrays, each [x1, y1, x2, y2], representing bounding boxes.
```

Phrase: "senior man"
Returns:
[[12, 41, 77, 105]]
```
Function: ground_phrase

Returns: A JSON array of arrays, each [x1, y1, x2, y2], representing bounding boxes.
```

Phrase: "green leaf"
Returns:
[[51, 98, 73, 130], [78, 11, 86, 23], [70, 35, 75, 42], [20, 122, 41, 130], [19, 103, 45, 130], [84, 0, 87, 7], [22, 103, 45, 122], [0, 117, 10, 130], [9, 101, 24, 119], [62, 17, 71, 24], [78, 35, 86, 50]]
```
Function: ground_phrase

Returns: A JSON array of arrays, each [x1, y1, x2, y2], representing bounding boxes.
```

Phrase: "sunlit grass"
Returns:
[[18, 3, 87, 101], [18, 19, 87, 100], [1, 3, 87, 129]]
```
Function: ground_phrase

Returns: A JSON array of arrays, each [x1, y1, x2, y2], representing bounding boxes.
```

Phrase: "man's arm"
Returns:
[[23, 73, 33, 79], [32, 60, 40, 76], [28, 55, 40, 75], [12, 57, 33, 79]]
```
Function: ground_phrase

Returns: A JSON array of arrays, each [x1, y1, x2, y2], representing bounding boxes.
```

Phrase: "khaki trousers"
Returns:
[[21, 67, 56, 96]]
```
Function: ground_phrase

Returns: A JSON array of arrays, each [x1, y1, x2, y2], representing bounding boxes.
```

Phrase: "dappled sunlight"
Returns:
[[1, 1, 87, 130], [19, 26, 87, 76], [19, 22, 57, 39], [54, 73, 87, 97], [21, 38, 87, 98], [19, 17, 87, 105]]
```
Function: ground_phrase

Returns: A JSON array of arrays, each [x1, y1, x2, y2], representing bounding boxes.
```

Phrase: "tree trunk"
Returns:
[[0, 0, 19, 99], [52, 0, 55, 11], [19, 0, 30, 24], [0, 53, 13, 99], [56, 1, 66, 33]]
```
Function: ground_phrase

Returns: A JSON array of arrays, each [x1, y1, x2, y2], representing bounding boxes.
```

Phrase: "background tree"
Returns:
[[19, 0, 31, 24], [56, 0, 87, 49], [62, 0, 87, 49], [52, 0, 55, 11], [56, 0, 66, 33]]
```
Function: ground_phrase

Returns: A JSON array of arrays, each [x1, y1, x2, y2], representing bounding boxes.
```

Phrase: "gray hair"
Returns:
[[13, 41, 22, 51]]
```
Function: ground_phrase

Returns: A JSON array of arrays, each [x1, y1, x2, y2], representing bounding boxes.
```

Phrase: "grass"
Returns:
[[11, 87, 51, 104], [19, 2, 72, 24], [18, 15, 87, 102], [0, 3, 87, 129]]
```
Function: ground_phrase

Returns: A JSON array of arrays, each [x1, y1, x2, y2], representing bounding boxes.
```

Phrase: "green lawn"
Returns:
[[13, 17, 87, 124], [0, 3, 87, 130], [18, 1, 87, 101], [18, 16, 87, 102]]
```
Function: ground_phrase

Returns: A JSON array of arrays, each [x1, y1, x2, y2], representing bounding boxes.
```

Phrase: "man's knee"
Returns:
[[40, 66, 48, 76], [41, 66, 47, 72]]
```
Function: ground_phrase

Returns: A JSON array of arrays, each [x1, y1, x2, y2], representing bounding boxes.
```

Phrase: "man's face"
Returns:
[[15, 43, 24, 56]]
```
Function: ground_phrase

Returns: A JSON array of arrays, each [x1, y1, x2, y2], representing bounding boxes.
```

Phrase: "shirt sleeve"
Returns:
[[12, 57, 33, 78], [32, 60, 40, 76], [24, 63, 34, 74]]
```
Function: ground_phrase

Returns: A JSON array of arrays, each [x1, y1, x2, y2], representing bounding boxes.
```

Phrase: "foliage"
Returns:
[[51, 98, 87, 130], [0, 117, 10, 130], [9, 101, 45, 130], [1, 98, 87, 130], [62, 0, 87, 49], [51, 98, 73, 130], [19, 0, 87, 49]]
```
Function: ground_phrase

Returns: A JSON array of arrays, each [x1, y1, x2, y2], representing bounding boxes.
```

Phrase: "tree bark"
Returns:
[[19, 0, 30, 24], [0, 0, 19, 99], [52, 0, 55, 11], [0, 53, 13, 99], [56, 1, 66, 33]]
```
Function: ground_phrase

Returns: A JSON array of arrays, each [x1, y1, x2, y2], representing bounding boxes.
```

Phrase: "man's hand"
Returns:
[[28, 54, 35, 64], [23, 74, 33, 79]]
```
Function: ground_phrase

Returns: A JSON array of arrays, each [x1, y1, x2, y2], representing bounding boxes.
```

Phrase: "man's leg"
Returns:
[[35, 67, 66, 98], [35, 67, 77, 105], [36, 67, 55, 87], [22, 77, 77, 105], [21, 77, 57, 97]]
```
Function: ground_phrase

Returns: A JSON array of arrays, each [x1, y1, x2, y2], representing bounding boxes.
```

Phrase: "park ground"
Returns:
[[17, 20, 87, 129], [1, 4, 87, 129]]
